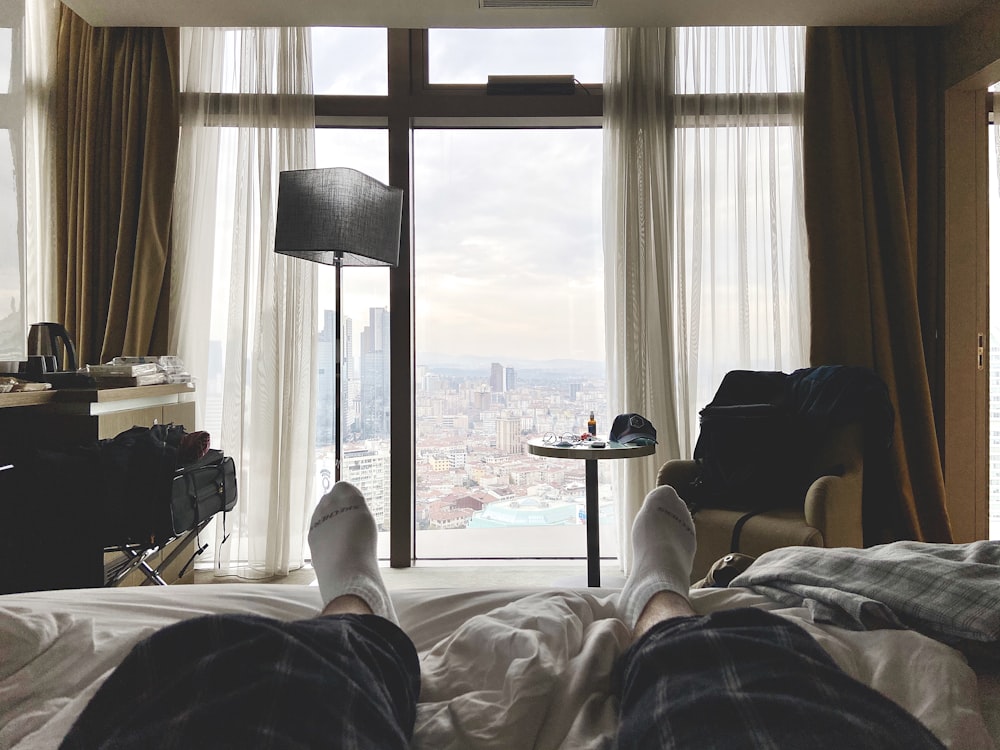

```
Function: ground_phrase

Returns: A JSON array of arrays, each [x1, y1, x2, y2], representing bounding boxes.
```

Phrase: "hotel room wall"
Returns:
[[944, 2, 1000, 89]]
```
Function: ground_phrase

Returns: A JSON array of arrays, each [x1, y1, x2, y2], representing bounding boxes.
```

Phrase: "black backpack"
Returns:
[[688, 371, 814, 513]]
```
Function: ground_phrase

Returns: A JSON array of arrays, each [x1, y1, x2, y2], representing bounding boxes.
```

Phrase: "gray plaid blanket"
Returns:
[[729, 540, 1000, 648]]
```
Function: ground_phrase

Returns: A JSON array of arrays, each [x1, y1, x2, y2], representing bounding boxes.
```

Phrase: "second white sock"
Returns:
[[617, 485, 697, 630]]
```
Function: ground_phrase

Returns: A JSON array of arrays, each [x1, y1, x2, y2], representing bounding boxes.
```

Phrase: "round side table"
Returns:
[[526, 439, 656, 586]]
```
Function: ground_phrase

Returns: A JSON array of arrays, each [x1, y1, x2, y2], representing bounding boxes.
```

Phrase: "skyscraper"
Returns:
[[360, 307, 392, 438], [344, 317, 359, 438], [505, 366, 517, 392], [490, 362, 504, 392], [316, 310, 337, 447]]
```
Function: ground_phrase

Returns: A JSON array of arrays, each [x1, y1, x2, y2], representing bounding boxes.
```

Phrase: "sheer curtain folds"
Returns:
[[603, 27, 808, 571], [603, 28, 683, 573], [23, 0, 58, 325], [171, 27, 318, 578]]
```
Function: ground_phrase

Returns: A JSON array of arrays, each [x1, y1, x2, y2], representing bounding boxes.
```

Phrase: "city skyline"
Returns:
[[301, 300, 612, 557]]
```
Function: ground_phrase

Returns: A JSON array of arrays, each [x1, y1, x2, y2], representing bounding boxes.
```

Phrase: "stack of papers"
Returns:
[[85, 362, 160, 377]]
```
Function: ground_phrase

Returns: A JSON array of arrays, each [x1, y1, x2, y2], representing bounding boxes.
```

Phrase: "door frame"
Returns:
[[944, 69, 996, 542]]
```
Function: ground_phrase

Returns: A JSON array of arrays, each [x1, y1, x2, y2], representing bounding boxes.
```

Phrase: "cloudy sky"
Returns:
[[312, 28, 606, 365]]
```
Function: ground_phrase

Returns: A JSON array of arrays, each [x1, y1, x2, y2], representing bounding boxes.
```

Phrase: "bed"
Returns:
[[1, 580, 997, 749]]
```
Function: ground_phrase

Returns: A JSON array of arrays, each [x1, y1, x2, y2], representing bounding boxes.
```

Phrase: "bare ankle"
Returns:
[[633, 590, 697, 641], [321, 594, 373, 618]]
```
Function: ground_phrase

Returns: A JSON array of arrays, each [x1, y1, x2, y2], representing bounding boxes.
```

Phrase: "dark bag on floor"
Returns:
[[169, 449, 237, 537], [99, 424, 237, 546]]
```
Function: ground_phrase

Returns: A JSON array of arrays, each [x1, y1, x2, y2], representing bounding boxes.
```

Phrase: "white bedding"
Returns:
[[0, 584, 995, 749]]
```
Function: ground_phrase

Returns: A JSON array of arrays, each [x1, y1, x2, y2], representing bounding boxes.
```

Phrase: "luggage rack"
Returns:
[[103, 518, 212, 587]]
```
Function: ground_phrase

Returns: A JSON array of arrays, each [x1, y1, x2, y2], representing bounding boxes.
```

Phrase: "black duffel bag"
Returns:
[[99, 424, 237, 546], [169, 448, 237, 538]]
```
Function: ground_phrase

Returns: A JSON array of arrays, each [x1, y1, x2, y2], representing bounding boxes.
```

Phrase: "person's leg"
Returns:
[[61, 482, 418, 750], [617, 484, 699, 636], [614, 486, 945, 750], [309, 480, 397, 623]]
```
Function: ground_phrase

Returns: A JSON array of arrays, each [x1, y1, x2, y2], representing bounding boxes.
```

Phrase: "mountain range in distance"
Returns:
[[418, 352, 604, 381]]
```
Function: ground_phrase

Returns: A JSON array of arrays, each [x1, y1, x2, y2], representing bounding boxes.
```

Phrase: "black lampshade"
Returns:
[[274, 167, 403, 267]]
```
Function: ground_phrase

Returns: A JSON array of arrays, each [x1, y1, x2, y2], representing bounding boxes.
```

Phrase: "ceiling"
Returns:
[[62, 0, 989, 29]]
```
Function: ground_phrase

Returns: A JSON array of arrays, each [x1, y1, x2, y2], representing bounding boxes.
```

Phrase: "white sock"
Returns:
[[617, 485, 697, 630], [308, 481, 397, 624]]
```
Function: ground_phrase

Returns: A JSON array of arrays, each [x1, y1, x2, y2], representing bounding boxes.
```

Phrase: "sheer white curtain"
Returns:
[[603, 27, 808, 571], [171, 27, 318, 578], [603, 28, 684, 572], [22, 0, 58, 324]]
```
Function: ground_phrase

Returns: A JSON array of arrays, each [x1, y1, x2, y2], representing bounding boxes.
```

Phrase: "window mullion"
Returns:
[[387, 27, 415, 567]]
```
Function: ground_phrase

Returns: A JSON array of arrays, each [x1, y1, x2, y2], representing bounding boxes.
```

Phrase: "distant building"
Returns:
[[496, 416, 522, 454], [450, 494, 485, 512], [505, 366, 517, 392], [420, 496, 476, 529], [317, 309, 337, 448], [472, 389, 492, 411], [426, 455, 451, 472], [490, 362, 504, 392], [510, 468, 545, 486], [342, 446, 390, 529], [360, 307, 391, 438], [344, 317, 359, 434]]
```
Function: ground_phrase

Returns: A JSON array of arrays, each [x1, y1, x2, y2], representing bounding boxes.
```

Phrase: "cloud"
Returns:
[[410, 128, 604, 360]]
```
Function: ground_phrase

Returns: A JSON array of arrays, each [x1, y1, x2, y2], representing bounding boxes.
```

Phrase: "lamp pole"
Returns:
[[334, 257, 343, 482]]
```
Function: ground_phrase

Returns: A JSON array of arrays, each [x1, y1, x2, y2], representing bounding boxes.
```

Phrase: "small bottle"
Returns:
[[587, 411, 597, 437]]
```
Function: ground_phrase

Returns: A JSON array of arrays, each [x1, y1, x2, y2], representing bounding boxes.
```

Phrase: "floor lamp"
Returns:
[[274, 167, 403, 481]]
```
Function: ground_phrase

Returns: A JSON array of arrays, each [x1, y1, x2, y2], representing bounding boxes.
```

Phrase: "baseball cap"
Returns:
[[609, 413, 657, 446]]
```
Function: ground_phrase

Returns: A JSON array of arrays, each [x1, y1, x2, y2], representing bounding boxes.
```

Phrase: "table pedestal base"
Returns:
[[585, 459, 600, 586]]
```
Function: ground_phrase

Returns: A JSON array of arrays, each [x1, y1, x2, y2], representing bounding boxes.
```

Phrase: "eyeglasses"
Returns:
[[542, 432, 589, 446]]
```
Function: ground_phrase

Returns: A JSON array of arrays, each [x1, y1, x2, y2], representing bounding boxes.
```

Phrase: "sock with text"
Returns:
[[617, 485, 697, 630], [308, 481, 397, 624]]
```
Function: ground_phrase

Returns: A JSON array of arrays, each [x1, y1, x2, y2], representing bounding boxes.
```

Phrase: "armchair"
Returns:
[[657, 366, 886, 582]]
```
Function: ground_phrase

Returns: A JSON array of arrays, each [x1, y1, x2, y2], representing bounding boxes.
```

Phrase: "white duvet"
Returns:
[[0, 584, 995, 749]]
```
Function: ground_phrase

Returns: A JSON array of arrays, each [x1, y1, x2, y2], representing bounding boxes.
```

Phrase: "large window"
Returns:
[[412, 127, 604, 559], [313, 28, 604, 563]]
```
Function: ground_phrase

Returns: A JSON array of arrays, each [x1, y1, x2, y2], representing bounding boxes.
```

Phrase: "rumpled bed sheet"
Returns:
[[0, 585, 993, 749]]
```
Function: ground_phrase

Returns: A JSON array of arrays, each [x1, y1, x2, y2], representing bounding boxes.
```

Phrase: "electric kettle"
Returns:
[[27, 322, 78, 372]]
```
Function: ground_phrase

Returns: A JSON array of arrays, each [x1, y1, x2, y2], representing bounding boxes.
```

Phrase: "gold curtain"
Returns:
[[803, 27, 951, 544], [54, 7, 179, 367]]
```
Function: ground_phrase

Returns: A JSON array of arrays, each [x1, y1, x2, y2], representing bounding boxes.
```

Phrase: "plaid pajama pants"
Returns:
[[615, 608, 946, 750], [61, 608, 944, 750], [59, 613, 419, 750]]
